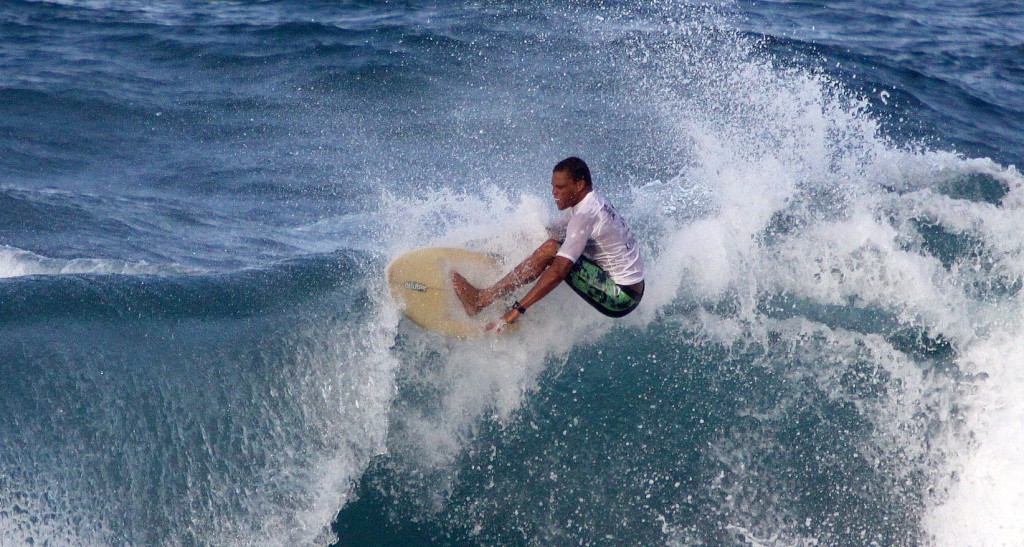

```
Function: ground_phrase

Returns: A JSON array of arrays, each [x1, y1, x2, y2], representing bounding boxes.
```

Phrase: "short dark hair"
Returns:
[[553, 157, 592, 187]]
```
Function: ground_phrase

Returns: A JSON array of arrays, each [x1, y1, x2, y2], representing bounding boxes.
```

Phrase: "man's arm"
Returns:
[[491, 256, 573, 328], [486, 210, 591, 331]]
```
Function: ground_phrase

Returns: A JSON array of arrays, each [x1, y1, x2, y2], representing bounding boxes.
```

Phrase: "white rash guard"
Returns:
[[554, 190, 645, 285]]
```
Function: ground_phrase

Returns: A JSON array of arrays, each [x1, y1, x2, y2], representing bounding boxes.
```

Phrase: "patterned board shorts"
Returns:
[[565, 256, 643, 318]]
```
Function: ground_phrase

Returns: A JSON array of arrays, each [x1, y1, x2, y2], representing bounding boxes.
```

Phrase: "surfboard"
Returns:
[[386, 247, 504, 337]]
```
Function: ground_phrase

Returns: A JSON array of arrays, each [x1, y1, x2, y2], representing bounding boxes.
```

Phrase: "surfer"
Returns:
[[452, 157, 645, 331]]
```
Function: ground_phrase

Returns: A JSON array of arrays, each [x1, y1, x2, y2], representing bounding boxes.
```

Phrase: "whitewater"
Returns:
[[1, 0, 1022, 545]]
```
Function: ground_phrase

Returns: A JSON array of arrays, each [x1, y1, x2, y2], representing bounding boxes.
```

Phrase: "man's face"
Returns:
[[551, 170, 586, 210]]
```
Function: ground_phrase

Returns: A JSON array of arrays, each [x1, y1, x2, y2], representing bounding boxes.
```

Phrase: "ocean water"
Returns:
[[1, 0, 1022, 545]]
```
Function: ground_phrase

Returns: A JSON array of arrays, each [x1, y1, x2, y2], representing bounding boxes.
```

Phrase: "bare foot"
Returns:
[[451, 271, 485, 316]]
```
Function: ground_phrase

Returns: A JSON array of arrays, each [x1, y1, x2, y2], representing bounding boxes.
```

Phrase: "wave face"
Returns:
[[0, 253, 399, 545], [2, 0, 1022, 545]]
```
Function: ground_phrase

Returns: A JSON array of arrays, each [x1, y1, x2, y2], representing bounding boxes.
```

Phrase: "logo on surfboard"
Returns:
[[404, 281, 428, 292]]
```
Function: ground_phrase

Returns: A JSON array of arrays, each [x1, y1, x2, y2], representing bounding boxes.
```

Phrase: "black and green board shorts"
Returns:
[[566, 256, 643, 318]]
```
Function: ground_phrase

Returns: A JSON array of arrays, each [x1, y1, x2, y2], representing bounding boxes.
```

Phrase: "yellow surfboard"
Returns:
[[386, 247, 504, 337]]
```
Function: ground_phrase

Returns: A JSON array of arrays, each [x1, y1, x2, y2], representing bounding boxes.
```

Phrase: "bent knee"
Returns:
[[539, 239, 561, 256]]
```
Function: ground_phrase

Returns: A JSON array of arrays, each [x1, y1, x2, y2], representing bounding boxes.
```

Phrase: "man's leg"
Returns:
[[452, 239, 561, 316], [564, 256, 643, 318]]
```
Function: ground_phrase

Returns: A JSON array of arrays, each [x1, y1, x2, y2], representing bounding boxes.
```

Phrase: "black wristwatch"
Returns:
[[511, 301, 527, 315]]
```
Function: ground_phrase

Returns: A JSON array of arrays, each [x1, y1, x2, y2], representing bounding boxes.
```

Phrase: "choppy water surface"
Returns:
[[1, 0, 1022, 544]]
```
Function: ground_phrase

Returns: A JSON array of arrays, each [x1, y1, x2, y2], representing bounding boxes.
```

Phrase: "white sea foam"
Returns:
[[924, 323, 1024, 545], [368, 13, 1024, 542], [626, 23, 1024, 542], [375, 144, 1021, 545], [0, 245, 191, 278], [378, 186, 622, 480], [0, 2, 990, 543], [916, 166, 1024, 545]]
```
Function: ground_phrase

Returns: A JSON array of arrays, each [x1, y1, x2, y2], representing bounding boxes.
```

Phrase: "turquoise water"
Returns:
[[1, 1, 1022, 544]]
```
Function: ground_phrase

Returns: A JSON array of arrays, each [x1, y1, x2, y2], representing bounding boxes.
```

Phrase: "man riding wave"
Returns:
[[452, 157, 645, 331]]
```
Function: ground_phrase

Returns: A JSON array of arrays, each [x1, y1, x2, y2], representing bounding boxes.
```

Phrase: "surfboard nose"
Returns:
[[386, 247, 504, 337]]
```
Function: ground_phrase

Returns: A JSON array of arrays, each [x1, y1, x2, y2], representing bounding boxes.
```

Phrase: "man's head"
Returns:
[[551, 157, 592, 210], [553, 157, 592, 187]]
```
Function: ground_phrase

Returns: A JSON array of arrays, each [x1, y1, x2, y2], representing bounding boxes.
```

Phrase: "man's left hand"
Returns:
[[485, 308, 521, 333]]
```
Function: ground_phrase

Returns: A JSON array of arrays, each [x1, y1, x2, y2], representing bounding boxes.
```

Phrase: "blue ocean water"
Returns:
[[1, 0, 1022, 544]]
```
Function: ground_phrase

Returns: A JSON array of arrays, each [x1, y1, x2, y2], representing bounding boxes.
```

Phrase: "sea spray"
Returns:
[[338, 2, 1024, 543], [1, 0, 1020, 543], [0, 254, 398, 545]]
